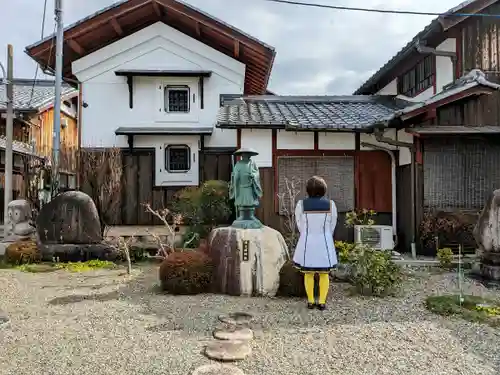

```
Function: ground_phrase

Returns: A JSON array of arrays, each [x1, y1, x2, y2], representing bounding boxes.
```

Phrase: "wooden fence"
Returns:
[[80, 148, 234, 226]]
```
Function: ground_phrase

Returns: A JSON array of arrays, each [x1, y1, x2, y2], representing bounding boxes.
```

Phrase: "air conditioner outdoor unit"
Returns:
[[354, 225, 394, 250]]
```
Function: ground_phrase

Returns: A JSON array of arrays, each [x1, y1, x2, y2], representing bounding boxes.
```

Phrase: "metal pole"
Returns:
[[4, 45, 13, 228], [52, 0, 63, 197]]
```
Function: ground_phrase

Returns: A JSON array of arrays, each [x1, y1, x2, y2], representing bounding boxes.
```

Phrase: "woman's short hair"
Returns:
[[306, 176, 327, 197]]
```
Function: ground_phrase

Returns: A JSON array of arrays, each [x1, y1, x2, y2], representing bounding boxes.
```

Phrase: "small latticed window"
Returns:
[[277, 156, 355, 214], [165, 145, 191, 172], [165, 85, 190, 112], [398, 55, 434, 97]]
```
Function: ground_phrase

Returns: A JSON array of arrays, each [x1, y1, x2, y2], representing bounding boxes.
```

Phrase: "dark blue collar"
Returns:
[[302, 197, 330, 212]]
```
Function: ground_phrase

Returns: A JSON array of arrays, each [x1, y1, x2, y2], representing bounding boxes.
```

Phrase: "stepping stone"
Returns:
[[213, 326, 253, 341], [0, 311, 9, 327], [192, 364, 245, 375], [204, 340, 252, 361], [218, 312, 253, 325]]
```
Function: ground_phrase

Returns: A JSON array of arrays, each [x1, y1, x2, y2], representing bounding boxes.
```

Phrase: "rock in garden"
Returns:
[[204, 340, 252, 361], [218, 312, 254, 326], [208, 226, 288, 296], [474, 189, 500, 280], [192, 364, 245, 375], [474, 189, 500, 253], [36, 191, 102, 245], [213, 325, 253, 341]]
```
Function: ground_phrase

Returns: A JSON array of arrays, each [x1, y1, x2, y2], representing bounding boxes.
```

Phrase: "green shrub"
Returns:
[[276, 260, 306, 297], [171, 180, 231, 231], [347, 245, 403, 297], [5, 240, 41, 265], [159, 250, 214, 295], [437, 247, 454, 268], [335, 241, 355, 264]]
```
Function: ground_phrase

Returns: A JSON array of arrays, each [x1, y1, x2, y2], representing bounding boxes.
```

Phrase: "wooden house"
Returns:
[[23, 0, 418, 242], [0, 78, 78, 219], [354, 0, 500, 253]]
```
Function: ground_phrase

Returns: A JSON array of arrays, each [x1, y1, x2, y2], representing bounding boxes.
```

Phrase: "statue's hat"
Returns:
[[234, 147, 259, 156]]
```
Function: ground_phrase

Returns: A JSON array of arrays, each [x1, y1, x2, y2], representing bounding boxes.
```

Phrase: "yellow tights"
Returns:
[[303, 272, 329, 305]]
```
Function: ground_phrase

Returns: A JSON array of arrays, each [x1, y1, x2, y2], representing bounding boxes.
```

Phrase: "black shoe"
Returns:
[[307, 303, 316, 309], [317, 304, 326, 311]]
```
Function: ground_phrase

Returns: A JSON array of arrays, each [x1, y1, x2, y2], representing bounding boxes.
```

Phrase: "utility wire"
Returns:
[[28, 0, 49, 107], [262, 0, 500, 17]]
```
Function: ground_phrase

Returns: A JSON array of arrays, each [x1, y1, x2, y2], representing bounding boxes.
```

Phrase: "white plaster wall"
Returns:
[[436, 38, 456, 93], [397, 129, 413, 166], [73, 22, 244, 148], [133, 134, 200, 186], [277, 130, 314, 149], [360, 130, 397, 150], [375, 78, 397, 95], [240, 129, 272, 167], [361, 129, 413, 166], [318, 132, 355, 150]]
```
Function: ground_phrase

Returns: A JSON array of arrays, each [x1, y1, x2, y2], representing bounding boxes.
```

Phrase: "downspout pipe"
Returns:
[[415, 41, 458, 81], [373, 128, 417, 257], [360, 141, 398, 247]]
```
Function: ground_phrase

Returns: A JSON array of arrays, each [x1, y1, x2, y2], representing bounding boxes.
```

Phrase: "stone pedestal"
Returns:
[[208, 226, 289, 297]]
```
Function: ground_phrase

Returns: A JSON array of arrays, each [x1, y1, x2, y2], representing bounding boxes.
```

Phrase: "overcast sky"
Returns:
[[0, 0, 461, 95]]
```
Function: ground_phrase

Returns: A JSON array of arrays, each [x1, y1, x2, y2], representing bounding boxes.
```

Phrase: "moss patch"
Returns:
[[425, 294, 500, 327], [17, 260, 117, 273]]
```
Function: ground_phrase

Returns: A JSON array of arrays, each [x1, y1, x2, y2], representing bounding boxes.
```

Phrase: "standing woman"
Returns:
[[293, 176, 338, 310]]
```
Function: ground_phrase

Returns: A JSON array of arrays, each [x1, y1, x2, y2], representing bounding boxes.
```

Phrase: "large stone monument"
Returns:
[[209, 148, 288, 297], [36, 190, 117, 261], [474, 189, 500, 280]]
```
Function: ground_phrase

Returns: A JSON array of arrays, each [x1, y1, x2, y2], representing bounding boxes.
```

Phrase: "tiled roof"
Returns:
[[398, 69, 500, 116], [0, 79, 77, 111], [353, 0, 492, 95], [217, 95, 410, 131]]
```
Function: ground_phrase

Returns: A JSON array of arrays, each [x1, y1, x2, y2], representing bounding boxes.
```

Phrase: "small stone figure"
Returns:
[[4, 200, 36, 242], [229, 148, 263, 229]]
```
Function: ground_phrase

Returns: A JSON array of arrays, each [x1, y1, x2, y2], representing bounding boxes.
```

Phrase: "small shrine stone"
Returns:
[[213, 326, 253, 341], [192, 364, 245, 375], [204, 340, 251, 361], [218, 312, 254, 326], [4, 199, 35, 242]]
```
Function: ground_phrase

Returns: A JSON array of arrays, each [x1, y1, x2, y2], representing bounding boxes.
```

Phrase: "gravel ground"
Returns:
[[0, 264, 499, 375]]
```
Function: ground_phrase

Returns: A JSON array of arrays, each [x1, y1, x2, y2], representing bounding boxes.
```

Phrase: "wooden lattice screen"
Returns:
[[423, 136, 500, 211], [277, 156, 355, 213]]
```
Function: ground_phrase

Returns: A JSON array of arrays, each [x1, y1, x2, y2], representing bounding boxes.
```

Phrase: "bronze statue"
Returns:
[[229, 148, 263, 229]]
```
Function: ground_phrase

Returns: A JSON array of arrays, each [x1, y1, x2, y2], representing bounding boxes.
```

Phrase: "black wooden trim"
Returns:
[[355, 133, 361, 150], [199, 135, 205, 182], [127, 134, 134, 152], [127, 75, 133, 109], [115, 69, 212, 77], [202, 147, 237, 154], [199, 77, 204, 110]]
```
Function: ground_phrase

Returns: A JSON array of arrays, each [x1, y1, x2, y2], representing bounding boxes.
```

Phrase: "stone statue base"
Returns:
[[231, 206, 263, 229], [480, 252, 500, 281], [208, 226, 289, 297]]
